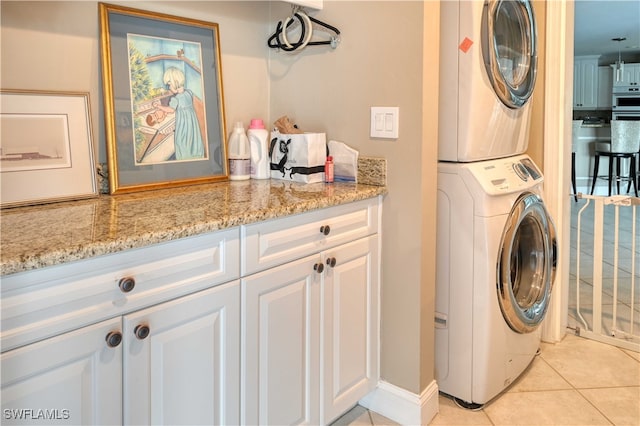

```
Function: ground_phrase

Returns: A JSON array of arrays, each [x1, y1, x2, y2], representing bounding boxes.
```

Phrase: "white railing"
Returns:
[[573, 193, 639, 352]]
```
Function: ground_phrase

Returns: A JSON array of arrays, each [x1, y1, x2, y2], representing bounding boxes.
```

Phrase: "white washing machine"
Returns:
[[435, 155, 557, 407], [439, 0, 538, 162]]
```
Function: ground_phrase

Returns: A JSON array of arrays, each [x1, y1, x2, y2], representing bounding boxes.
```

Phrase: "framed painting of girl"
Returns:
[[100, 3, 228, 193]]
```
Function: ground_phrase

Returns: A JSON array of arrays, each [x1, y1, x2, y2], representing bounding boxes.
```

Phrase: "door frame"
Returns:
[[540, 0, 573, 342]]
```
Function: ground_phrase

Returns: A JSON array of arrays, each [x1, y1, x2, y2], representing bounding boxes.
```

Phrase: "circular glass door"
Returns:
[[497, 192, 557, 333], [482, 0, 537, 109]]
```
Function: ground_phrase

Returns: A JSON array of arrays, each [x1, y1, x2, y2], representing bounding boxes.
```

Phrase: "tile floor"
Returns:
[[332, 334, 640, 425], [332, 196, 640, 426]]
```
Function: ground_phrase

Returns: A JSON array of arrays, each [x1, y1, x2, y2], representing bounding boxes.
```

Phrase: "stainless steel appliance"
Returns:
[[612, 93, 640, 109], [613, 85, 640, 94], [612, 90, 640, 120], [612, 111, 640, 121]]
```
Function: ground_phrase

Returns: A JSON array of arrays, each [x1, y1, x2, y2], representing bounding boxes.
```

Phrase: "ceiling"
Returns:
[[573, 0, 640, 64]]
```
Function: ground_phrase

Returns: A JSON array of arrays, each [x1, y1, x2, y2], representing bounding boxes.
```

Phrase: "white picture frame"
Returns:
[[0, 90, 98, 208]]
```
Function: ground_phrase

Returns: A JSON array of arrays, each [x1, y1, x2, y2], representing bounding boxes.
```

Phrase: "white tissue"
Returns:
[[328, 140, 359, 182]]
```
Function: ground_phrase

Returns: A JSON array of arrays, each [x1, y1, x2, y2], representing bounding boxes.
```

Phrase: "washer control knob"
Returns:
[[513, 163, 530, 181]]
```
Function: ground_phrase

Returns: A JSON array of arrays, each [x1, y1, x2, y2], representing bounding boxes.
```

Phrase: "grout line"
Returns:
[[535, 352, 620, 425]]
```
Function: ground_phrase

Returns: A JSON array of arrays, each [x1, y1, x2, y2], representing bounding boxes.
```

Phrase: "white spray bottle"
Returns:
[[228, 122, 250, 180]]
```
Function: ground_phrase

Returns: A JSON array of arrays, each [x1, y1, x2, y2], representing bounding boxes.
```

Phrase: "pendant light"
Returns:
[[612, 37, 626, 83]]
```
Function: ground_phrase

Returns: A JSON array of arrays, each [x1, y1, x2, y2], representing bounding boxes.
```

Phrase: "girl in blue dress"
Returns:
[[157, 67, 205, 160]]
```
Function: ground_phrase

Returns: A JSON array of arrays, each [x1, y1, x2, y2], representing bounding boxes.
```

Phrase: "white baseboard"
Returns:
[[359, 380, 439, 425]]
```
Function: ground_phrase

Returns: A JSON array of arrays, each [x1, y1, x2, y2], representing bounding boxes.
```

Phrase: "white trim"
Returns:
[[359, 380, 439, 426], [541, 0, 573, 343]]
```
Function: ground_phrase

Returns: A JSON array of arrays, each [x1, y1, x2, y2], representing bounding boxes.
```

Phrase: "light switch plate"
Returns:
[[370, 107, 399, 139]]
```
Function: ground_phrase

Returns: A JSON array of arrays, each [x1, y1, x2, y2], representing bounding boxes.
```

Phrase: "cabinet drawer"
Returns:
[[1, 228, 240, 352], [241, 198, 379, 275]]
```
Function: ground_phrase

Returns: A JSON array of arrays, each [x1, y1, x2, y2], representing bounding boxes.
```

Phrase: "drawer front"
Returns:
[[1, 228, 240, 352], [241, 198, 379, 275]]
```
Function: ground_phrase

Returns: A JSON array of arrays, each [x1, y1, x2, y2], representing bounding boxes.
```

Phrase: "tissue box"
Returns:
[[269, 131, 327, 183]]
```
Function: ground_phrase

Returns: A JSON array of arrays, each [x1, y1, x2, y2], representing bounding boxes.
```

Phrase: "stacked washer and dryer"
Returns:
[[435, 0, 557, 408]]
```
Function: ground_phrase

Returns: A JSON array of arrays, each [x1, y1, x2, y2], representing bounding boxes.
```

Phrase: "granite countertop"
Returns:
[[581, 122, 611, 128], [1, 180, 387, 276]]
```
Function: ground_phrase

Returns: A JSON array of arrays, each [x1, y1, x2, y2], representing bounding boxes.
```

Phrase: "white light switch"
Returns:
[[370, 107, 399, 139]]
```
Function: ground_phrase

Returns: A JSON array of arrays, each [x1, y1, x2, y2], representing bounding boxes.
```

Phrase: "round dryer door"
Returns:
[[482, 0, 537, 109], [497, 192, 557, 334]]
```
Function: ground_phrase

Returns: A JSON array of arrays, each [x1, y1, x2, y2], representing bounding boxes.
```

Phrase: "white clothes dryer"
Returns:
[[439, 0, 538, 162], [435, 155, 557, 407]]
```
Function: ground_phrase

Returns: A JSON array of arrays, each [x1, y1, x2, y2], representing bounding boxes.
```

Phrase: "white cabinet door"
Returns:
[[597, 66, 613, 108], [123, 281, 240, 426], [321, 235, 379, 425], [241, 255, 321, 426], [612, 63, 640, 87], [574, 57, 598, 109], [632, 64, 640, 85], [1, 318, 122, 426], [242, 235, 381, 426]]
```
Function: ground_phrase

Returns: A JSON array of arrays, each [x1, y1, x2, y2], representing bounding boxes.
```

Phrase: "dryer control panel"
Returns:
[[464, 154, 544, 196]]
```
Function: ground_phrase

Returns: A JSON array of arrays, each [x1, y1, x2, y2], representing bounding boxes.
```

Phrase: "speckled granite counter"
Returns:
[[580, 123, 611, 128], [1, 180, 386, 276]]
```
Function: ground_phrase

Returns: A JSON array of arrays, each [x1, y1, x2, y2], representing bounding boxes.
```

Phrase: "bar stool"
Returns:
[[571, 121, 581, 201], [590, 121, 640, 197]]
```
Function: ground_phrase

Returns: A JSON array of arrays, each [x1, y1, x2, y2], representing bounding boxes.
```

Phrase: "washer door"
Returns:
[[497, 192, 557, 333], [482, 0, 537, 109]]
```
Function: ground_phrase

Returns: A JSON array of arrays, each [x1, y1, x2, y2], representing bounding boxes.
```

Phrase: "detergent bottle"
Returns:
[[228, 122, 250, 180], [248, 119, 270, 179]]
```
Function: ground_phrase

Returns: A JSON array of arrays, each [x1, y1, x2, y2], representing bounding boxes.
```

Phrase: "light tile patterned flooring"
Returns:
[[332, 334, 640, 425], [333, 197, 640, 426]]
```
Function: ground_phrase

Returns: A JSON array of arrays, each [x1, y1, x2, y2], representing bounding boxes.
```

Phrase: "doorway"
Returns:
[[548, 1, 640, 349]]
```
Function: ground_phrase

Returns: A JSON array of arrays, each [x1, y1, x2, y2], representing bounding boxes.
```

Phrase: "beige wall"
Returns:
[[0, 0, 443, 396], [1, 1, 272, 161], [268, 1, 436, 393]]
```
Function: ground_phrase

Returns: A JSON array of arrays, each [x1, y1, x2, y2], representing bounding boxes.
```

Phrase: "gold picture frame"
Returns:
[[99, 3, 228, 194], [0, 90, 98, 208]]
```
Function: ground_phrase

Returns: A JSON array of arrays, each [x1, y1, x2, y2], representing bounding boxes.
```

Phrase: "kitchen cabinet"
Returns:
[[1, 195, 383, 426], [1, 318, 122, 425], [597, 66, 613, 108], [1, 229, 240, 425], [123, 281, 239, 425], [1, 283, 239, 426], [611, 63, 640, 87], [573, 56, 599, 109], [241, 198, 380, 425]]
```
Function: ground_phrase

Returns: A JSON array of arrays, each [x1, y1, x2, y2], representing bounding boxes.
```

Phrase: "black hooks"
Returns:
[[267, 8, 340, 53]]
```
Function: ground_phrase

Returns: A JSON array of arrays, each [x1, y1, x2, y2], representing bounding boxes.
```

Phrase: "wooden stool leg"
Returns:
[[616, 158, 621, 195], [590, 154, 600, 195], [631, 156, 638, 197], [628, 153, 638, 195], [572, 152, 577, 202], [607, 156, 613, 196]]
